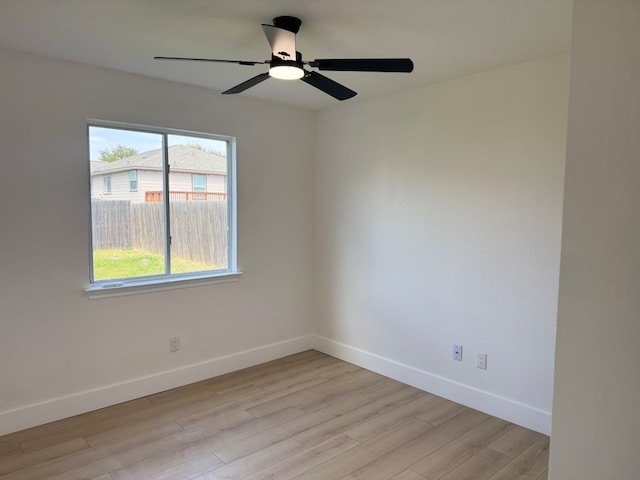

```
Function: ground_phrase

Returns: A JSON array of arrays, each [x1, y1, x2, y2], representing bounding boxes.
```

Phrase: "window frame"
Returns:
[[192, 173, 207, 193], [85, 120, 239, 297], [103, 175, 111, 194], [128, 169, 138, 192]]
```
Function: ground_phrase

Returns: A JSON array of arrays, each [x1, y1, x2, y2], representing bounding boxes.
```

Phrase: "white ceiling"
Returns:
[[0, 0, 573, 110]]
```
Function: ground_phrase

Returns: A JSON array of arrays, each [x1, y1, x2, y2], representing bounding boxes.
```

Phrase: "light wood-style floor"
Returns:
[[0, 350, 549, 480]]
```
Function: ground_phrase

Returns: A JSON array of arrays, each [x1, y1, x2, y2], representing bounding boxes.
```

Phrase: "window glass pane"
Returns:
[[129, 170, 138, 191], [168, 134, 228, 274], [88, 124, 234, 287], [192, 174, 206, 193], [89, 127, 164, 281]]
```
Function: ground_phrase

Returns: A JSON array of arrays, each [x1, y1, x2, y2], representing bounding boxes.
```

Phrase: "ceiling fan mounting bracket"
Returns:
[[272, 16, 302, 34]]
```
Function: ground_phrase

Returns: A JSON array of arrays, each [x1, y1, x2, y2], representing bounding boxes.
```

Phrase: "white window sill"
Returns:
[[85, 271, 242, 299]]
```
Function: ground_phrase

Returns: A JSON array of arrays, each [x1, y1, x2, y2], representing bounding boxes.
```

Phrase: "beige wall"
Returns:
[[91, 170, 226, 202], [168, 171, 226, 195], [0, 47, 314, 434], [91, 170, 141, 201], [314, 55, 570, 433], [550, 1, 640, 478]]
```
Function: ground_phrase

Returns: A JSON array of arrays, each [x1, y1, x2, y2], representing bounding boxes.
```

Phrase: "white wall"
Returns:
[[0, 44, 573, 440], [550, 2, 640, 479], [314, 55, 570, 433], [0, 47, 314, 434]]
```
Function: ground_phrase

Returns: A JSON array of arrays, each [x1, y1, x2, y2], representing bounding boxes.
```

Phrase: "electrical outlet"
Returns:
[[169, 336, 180, 352], [477, 353, 487, 370], [453, 344, 463, 361]]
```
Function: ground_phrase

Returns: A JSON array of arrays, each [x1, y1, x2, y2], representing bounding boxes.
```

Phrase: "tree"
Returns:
[[99, 145, 138, 162], [187, 143, 220, 155]]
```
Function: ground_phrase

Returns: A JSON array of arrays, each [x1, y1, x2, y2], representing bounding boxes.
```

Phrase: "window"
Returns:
[[87, 121, 237, 291], [129, 170, 138, 191], [192, 174, 206, 192], [103, 175, 111, 194]]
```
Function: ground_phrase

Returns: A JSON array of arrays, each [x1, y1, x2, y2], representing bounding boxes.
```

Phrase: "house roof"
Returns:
[[91, 145, 226, 175]]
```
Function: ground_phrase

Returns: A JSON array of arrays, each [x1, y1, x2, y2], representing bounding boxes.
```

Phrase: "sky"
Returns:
[[89, 126, 227, 160]]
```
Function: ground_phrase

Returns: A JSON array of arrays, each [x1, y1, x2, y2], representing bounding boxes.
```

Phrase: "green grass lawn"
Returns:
[[93, 248, 215, 281]]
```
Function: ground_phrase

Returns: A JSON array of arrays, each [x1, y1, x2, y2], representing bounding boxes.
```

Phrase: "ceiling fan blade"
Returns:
[[261, 24, 296, 61], [154, 56, 264, 66], [301, 71, 357, 101], [222, 72, 270, 95], [309, 58, 414, 73]]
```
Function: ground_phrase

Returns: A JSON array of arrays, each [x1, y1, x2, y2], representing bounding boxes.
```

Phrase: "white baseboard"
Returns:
[[0, 335, 313, 436], [1, 334, 551, 436], [313, 335, 551, 435]]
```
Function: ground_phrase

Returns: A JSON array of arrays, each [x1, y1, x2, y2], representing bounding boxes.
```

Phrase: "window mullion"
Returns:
[[227, 140, 237, 272], [162, 134, 171, 275]]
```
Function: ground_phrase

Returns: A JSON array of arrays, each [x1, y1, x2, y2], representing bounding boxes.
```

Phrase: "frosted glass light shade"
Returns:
[[269, 65, 304, 80]]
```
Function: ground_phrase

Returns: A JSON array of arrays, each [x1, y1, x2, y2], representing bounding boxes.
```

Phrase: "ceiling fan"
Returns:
[[154, 16, 414, 101]]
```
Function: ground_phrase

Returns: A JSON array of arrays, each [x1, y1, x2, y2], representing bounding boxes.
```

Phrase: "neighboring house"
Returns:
[[90, 144, 227, 202]]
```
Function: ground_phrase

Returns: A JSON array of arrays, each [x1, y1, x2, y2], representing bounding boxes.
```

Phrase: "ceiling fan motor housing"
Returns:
[[272, 16, 302, 33], [270, 51, 303, 69]]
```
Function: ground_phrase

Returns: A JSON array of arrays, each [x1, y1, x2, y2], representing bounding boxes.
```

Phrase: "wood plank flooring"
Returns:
[[0, 350, 549, 479]]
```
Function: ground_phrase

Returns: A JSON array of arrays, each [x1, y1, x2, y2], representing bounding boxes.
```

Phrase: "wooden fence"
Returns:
[[91, 200, 132, 250], [145, 191, 227, 202], [92, 199, 227, 268]]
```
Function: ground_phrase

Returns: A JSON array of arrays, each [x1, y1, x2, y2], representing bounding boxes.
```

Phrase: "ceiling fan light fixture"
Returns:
[[269, 64, 304, 80]]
